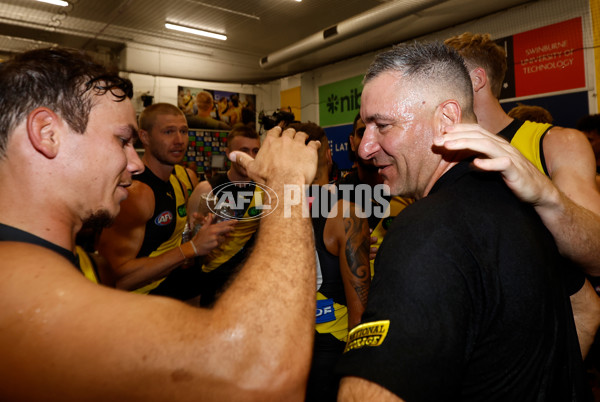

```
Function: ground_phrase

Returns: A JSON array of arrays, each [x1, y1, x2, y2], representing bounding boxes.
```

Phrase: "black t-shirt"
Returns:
[[337, 161, 589, 401]]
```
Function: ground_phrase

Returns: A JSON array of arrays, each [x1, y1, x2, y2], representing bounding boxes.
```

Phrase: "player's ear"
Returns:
[[138, 129, 150, 146], [27, 107, 61, 159], [438, 100, 461, 134], [470, 67, 486, 93]]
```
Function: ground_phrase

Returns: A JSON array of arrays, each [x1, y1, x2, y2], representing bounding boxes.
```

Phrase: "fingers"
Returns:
[[369, 248, 378, 260], [229, 151, 254, 170], [281, 127, 296, 139], [265, 125, 283, 139], [307, 140, 321, 151], [212, 219, 237, 234]]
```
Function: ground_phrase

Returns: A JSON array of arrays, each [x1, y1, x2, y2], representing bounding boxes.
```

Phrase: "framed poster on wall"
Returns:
[[177, 86, 257, 131]]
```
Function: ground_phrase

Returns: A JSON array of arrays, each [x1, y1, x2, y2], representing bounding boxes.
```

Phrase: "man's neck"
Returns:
[[142, 155, 174, 182], [0, 162, 79, 252], [474, 95, 514, 135]]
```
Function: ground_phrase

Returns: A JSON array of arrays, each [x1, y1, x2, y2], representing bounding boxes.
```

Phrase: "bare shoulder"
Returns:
[[544, 126, 593, 158], [0, 241, 217, 400], [543, 126, 596, 177], [545, 126, 589, 145], [120, 180, 155, 222], [186, 168, 199, 187]]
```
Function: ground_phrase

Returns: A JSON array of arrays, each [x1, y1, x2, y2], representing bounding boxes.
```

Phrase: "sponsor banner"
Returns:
[[319, 75, 363, 127], [502, 18, 585, 98], [324, 124, 354, 171], [316, 298, 336, 324]]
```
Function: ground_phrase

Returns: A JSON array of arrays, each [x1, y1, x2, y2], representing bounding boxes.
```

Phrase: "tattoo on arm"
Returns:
[[344, 215, 370, 307]]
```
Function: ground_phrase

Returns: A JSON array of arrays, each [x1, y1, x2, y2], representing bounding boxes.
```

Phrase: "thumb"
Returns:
[[229, 151, 254, 169]]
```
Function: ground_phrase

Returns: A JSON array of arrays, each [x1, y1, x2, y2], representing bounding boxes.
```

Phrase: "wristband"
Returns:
[[178, 246, 188, 260], [180, 242, 198, 259], [189, 241, 199, 256]]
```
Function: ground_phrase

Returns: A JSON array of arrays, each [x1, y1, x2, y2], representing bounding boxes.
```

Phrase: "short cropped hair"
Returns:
[[0, 47, 132, 158], [227, 123, 260, 144], [507, 104, 553, 124], [444, 32, 507, 98], [196, 91, 214, 112], [364, 41, 476, 122], [139, 103, 186, 132]]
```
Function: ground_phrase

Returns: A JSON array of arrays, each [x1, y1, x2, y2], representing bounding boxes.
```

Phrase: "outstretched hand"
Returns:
[[434, 123, 554, 205], [190, 214, 237, 256], [229, 126, 321, 187]]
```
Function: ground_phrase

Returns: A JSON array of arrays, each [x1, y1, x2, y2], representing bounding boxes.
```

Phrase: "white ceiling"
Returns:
[[0, 0, 533, 84]]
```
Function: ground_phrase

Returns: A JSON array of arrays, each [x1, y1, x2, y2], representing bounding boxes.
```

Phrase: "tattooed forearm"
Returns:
[[344, 215, 370, 307]]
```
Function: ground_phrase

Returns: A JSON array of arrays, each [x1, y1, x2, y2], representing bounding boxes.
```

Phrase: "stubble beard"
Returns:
[[82, 210, 115, 231]]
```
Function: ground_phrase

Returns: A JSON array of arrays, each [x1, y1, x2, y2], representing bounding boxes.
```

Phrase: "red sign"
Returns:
[[512, 18, 585, 97]]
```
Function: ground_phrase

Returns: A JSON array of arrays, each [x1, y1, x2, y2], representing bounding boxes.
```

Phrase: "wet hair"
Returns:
[[0, 47, 132, 158], [576, 114, 600, 134], [227, 123, 260, 144], [287, 121, 327, 144], [507, 103, 553, 124], [444, 32, 507, 98], [364, 41, 476, 122], [139, 102, 186, 132]]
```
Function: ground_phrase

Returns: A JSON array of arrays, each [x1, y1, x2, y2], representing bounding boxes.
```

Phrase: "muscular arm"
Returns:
[[0, 127, 320, 402], [570, 279, 600, 357], [186, 167, 199, 188], [97, 181, 234, 290], [536, 127, 600, 275], [325, 199, 370, 329], [440, 124, 600, 275], [339, 377, 404, 402]]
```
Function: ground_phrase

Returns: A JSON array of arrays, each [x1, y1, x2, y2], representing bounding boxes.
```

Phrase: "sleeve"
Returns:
[[336, 221, 479, 401]]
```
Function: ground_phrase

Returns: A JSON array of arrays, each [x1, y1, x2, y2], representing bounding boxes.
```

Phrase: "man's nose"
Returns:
[[358, 126, 380, 160]]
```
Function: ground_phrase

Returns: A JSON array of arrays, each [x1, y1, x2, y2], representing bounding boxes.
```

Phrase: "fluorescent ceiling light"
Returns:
[[36, 0, 69, 6], [165, 23, 227, 41]]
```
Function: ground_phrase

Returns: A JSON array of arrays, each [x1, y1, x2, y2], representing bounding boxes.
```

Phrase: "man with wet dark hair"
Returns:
[[0, 47, 321, 401]]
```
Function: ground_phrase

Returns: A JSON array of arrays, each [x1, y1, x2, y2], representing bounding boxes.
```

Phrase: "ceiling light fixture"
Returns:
[[165, 23, 227, 41], [36, 0, 69, 6]]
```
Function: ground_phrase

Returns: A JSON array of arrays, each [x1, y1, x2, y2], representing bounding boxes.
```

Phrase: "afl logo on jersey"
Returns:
[[154, 211, 174, 226]]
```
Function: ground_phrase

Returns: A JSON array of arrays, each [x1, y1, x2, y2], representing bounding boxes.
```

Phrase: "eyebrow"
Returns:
[[363, 113, 394, 123], [116, 124, 137, 140]]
